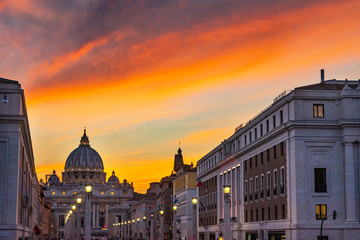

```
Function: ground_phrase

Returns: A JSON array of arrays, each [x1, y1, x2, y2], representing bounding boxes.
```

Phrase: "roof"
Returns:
[[296, 80, 360, 90], [0, 77, 18, 84]]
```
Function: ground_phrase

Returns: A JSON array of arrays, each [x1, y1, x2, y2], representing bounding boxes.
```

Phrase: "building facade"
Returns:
[[44, 130, 138, 240], [129, 182, 160, 240], [0, 78, 42, 240], [172, 166, 197, 240], [196, 76, 360, 240]]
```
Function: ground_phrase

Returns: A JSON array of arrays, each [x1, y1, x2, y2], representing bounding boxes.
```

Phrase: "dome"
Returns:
[[107, 170, 119, 184], [64, 129, 104, 172], [48, 170, 60, 186]]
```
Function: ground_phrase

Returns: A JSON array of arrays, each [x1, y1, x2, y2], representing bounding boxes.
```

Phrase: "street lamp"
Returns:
[[77, 197, 82, 204], [85, 185, 92, 240], [223, 185, 231, 240], [192, 197, 198, 240], [160, 210, 164, 215], [173, 205, 178, 240], [85, 185, 92, 194], [150, 213, 154, 240]]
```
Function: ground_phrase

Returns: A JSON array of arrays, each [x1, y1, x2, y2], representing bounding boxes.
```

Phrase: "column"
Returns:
[[85, 195, 91, 240], [193, 204, 197, 240], [224, 199, 230, 240], [344, 142, 357, 222]]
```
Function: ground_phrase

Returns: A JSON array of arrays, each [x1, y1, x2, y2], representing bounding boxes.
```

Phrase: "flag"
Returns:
[[33, 225, 41, 236], [157, 203, 161, 211], [173, 195, 178, 204], [196, 180, 202, 187]]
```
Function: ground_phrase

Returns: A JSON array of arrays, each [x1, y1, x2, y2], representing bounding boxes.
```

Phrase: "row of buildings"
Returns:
[[1, 70, 360, 240]]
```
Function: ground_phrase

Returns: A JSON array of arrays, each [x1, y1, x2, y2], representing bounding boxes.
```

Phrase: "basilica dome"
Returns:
[[64, 130, 104, 172]]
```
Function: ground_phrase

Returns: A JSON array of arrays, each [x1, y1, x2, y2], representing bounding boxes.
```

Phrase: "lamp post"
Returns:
[[173, 205, 178, 240], [223, 185, 231, 240], [85, 185, 92, 240], [75, 198, 82, 240], [150, 213, 154, 240], [143, 216, 146, 240], [192, 198, 198, 240], [159, 210, 164, 240]]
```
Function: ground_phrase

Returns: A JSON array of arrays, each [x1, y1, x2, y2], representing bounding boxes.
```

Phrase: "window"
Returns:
[[273, 169, 278, 196], [59, 215, 65, 228], [262, 208, 265, 221], [255, 155, 258, 167], [281, 142, 284, 156], [255, 128, 257, 140], [314, 168, 327, 193], [244, 135, 247, 145], [273, 146, 277, 159], [261, 152, 264, 164], [273, 115, 276, 128], [256, 209, 259, 221], [280, 167, 285, 195], [317, 236, 328, 240], [250, 210, 253, 222], [282, 204, 286, 219], [244, 180, 248, 202], [237, 140, 240, 151], [244, 160, 247, 171], [274, 206, 278, 220], [315, 204, 327, 220], [266, 120, 269, 132], [267, 149, 270, 162], [249, 158, 252, 169], [280, 110, 283, 124], [245, 211, 248, 222], [313, 104, 324, 118], [266, 172, 271, 198], [249, 132, 252, 143], [268, 207, 271, 220], [249, 178, 253, 201], [260, 124, 263, 136], [255, 176, 258, 200], [260, 174, 264, 199]]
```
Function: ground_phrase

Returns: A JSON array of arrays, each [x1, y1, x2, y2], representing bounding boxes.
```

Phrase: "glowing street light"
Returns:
[[85, 185, 92, 193]]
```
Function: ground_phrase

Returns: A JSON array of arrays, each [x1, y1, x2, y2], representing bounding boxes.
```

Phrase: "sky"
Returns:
[[1, 0, 360, 192]]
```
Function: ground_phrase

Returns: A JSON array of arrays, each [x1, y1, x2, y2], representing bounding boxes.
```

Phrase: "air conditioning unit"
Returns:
[[22, 196, 29, 206]]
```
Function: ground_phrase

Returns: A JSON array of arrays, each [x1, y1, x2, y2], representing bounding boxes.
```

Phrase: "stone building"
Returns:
[[0, 78, 42, 240], [44, 130, 138, 240], [172, 166, 197, 240], [128, 182, 160, 240], [196, 73, 360, 240]]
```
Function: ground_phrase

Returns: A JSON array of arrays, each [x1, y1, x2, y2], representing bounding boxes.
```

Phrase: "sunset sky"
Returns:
[[1, 0, 360, 192]]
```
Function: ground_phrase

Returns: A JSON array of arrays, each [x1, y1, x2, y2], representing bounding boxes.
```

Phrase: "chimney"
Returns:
[[321, 69, 325, 83]]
